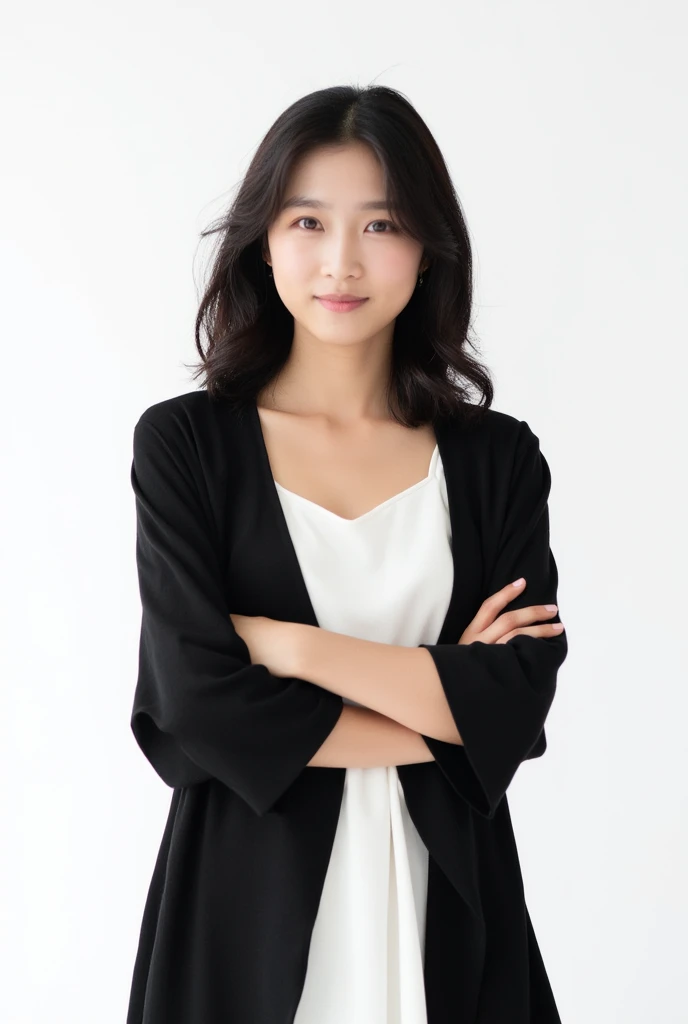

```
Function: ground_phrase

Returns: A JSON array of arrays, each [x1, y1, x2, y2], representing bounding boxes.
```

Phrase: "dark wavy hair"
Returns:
[[186, 83, 493, 428]]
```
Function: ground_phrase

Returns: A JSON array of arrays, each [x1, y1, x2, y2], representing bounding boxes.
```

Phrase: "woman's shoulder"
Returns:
[[131, 390, 253, 500], [444, 403, 540, 456], [135, 388, 216, 431], [133, 389, 249, 447]]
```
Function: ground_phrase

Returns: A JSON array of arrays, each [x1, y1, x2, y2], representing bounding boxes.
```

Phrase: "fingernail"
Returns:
[[512, 578, 525, 587], [545, 604, 558, 611], [552, 623, 565, 630]]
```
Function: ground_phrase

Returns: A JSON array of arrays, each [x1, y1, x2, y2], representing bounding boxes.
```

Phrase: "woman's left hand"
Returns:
[[229, 613, 305, 678]]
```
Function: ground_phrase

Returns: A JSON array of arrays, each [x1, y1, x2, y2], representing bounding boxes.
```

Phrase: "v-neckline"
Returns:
[[252, 400, 441, 524], [272, 442, 440, 524]]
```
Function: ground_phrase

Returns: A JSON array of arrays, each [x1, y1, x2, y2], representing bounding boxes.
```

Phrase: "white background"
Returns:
[[2, 2, 686, 1021]]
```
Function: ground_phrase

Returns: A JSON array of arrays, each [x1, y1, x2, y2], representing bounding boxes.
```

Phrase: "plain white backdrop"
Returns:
[[2, 1, 686, 1021]]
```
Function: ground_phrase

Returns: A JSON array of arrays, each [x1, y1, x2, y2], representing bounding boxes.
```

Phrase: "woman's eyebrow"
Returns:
[[279, 195, 393, 212]]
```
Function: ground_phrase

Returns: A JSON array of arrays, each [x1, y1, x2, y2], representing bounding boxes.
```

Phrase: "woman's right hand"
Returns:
[[458, 578, 565, 646]]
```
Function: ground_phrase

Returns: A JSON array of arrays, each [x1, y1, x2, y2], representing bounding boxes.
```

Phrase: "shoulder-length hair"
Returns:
[[187, 83, 493, 428]]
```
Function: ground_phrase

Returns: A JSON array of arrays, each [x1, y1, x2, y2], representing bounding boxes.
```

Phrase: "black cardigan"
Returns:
[[125, 389, 568, 1024]]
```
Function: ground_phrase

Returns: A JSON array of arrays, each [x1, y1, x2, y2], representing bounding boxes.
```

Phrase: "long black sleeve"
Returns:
[[129, 413, 344, 817], [420, 419, 568, 818]]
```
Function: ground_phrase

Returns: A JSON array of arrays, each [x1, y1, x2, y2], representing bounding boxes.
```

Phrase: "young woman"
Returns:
[[127, 84, 568, 1024]]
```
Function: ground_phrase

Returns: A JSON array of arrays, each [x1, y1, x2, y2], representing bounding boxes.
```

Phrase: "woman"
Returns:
[[127, 84, 568, 1024]]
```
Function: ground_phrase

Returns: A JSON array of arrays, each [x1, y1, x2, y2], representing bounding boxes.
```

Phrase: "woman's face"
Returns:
[[265, 142, 426, 346]]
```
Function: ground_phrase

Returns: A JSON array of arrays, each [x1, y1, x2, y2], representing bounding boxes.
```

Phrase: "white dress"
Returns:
[[273, 443, 454, 1024]]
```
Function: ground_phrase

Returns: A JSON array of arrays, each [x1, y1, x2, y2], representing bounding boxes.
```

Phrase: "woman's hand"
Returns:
[[459, 578, 565, 645], [229, 614, 305, 678]]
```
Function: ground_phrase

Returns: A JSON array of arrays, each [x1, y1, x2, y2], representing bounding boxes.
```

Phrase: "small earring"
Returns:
[[417, 271, 424, 287]]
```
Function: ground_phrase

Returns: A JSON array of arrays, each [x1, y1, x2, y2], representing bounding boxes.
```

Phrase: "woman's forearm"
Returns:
[[294, 623, 460, 742], [307, 705, 436, 769]]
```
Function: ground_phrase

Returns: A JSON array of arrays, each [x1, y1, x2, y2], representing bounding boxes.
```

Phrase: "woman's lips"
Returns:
[[316, 296, 369, 313]]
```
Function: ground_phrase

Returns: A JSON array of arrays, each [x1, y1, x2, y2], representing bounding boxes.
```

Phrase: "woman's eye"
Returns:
[[296, 217, 319, 230], [294, 217, 397, 233]]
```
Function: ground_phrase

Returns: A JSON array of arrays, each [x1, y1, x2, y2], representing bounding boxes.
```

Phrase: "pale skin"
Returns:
[[228, 140, 565, 769]]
